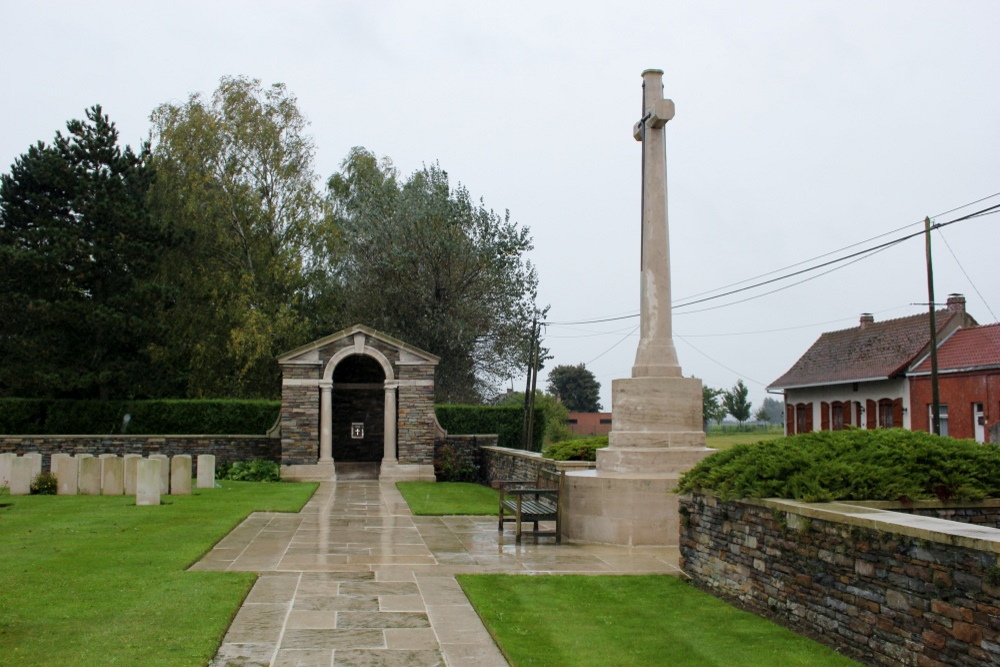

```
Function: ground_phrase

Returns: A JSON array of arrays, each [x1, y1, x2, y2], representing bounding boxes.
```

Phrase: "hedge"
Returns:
[[434, 404, 546, 451], [0, 399, 281, 435], [542, 435, 608, 461], [677, 428, 1000, 502]]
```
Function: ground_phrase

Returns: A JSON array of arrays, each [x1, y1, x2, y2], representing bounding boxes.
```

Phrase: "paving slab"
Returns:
[[205, 480, 682, 666]]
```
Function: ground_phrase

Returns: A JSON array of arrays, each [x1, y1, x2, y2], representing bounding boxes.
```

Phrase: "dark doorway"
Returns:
[[330, 354, 385, 463]]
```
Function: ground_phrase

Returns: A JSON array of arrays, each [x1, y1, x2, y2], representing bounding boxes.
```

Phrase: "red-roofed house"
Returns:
[[907, 323, 1000, 442], [768, 294, 977, 436]]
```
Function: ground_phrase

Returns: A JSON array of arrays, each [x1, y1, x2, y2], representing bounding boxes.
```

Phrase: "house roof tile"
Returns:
[[769, 310, 957, 390], [911, 323, 1000, 373]]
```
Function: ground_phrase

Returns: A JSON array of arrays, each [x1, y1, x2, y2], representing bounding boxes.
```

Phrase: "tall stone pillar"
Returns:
[[319, 381, 333, 463], [382, 382, 398, 464], [562, 69, 714, 546]]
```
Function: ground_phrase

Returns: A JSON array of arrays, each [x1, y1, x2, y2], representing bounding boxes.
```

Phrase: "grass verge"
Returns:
[[706, 429, 783, 451], [457, 574, 858, 667], [0, 481, 316, 666], [396, 481, 498, 515]]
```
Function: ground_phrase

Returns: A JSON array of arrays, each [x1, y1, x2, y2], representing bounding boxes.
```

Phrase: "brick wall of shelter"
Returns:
[[280, 372, 320, 465], [0, 435, 279, 475], [397, 364, 436, 465], [680, 493, 1000, 666]]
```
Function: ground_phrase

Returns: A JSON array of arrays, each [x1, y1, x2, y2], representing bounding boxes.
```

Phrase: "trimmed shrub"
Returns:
[[30, 472, 58, 495], [434, 443, 480, 483], [678, 428, 1000, 502], [222, 459, 281, 482], [435, 405, 546, 451], [0, 398, 280, 435], [543, 435, 608, 461]]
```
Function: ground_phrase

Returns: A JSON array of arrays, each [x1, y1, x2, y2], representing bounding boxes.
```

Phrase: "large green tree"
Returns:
[[149, 76, 328, 397], [724, 379, 753, 429], [702, 384, 726, 429], [0, 106, 167, 399], [326, 147, 538, 402], [546, 363, 602, 412]]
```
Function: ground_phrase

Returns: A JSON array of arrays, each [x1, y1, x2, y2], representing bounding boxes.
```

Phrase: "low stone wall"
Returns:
[[0, 435, 279, 474], [680, 493, 1000, 666], [479, 445, 595, 484]]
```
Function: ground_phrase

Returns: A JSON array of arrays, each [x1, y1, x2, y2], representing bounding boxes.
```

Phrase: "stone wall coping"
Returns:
[[691, 493, 1000, 555], [0, 433, 274, 439], [481, 445, 543, 461], [479, 445, 596, 471]]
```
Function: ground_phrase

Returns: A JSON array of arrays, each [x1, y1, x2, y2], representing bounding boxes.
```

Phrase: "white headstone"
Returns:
[[123, 454, 141, 495], [24, 452, 42, 480], [0, 452, 16, 488], [78, 457, 102, 495], [170, 455, 192, 495], [196, 455, 216, 489], [55, 456, 79, 495], [149, 454, 169, 494], [9, 456, 33, 495], [136, 458, 161, 506], [101, 456, 124, 495]]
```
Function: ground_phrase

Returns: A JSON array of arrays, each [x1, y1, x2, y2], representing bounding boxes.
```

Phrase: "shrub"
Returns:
[[434, 443, 479, 483], [30, 472, 58, 495], [435, 405, 546, 451], [678, 428, 1000, 502], [222, 459, 280, 482], [543, 436, 608, 461]]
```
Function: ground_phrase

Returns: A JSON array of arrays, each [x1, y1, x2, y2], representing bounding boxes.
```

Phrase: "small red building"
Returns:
[[907, 323, 1000, 443], [566, 412, 613, 437]]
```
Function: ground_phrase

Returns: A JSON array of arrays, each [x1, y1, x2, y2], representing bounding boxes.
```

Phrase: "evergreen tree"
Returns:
[[546, 363, 602, 412], [0, 106, 167, 399]]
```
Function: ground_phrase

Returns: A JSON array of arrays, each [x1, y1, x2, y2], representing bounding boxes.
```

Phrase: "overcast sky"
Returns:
[[2, 1, 998, 411]]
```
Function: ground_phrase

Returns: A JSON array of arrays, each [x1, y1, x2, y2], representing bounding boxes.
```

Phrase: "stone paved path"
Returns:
[[195, 481, 682, 666]]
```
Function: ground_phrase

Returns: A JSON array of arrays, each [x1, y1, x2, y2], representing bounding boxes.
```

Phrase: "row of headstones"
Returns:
[[0, 453, 216, 506]]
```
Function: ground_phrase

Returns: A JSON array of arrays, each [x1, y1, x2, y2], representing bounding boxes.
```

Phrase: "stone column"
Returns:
[[383, 382, 398, 464], [631, 68, 681, 379], [319, 380, 333, 463]]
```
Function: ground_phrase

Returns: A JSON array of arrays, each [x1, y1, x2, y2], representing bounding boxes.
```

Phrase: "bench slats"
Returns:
[[497, 469, 564, 544]]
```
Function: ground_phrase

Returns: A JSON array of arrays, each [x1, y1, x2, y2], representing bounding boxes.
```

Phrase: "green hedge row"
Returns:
[[678, 428, 1000, 502], [0, 398, 281, 435], [435, 404, 546, 451]]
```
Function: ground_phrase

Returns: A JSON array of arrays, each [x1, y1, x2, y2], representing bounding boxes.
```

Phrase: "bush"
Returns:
[[0, 398, 280, 435], [30, 471, 58, 495], [435, 405, 546, 451], [678, 428, 1000, 502], [221, 459, 280, 482], [434, 443, 479, 483], [543, 436, 608, 461]]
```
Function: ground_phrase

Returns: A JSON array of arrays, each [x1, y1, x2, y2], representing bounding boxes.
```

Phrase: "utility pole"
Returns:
[[521, 315, 538, 449], [925, 217, 941, 435]]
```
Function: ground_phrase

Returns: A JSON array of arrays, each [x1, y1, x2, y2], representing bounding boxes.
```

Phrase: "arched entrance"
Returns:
[[329, 354, 386, 465]]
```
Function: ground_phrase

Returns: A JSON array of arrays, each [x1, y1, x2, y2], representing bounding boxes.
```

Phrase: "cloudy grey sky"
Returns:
[[2, 1, 998, 410]]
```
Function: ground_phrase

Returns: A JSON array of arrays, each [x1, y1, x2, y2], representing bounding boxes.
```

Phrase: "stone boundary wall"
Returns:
[[0, 435, 279, 474], [479, 445, 595, 484], [680, 493, 1000, 666]]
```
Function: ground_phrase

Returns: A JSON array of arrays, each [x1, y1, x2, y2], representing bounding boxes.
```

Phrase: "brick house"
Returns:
[[565, 412, 613, 437], [907, 322, 1000, 442], [768, 294, 976, 435]]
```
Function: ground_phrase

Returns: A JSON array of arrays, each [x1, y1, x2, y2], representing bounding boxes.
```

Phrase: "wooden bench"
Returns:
[[497, 468, 564, 543]]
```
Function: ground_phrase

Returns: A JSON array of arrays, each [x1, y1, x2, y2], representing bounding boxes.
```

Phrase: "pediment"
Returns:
[[277, 324, 440, 365]]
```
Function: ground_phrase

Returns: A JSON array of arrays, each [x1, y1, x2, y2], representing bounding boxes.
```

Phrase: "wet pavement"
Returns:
[[196, 481, 682, 666]]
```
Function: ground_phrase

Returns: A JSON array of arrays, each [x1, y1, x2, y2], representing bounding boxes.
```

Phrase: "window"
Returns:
[[928, 404, 948, 437], [599, 418, 612, 425], [831, 402, 844, 431], [566, 419, 578, 424], [878, 399, 894, 428]]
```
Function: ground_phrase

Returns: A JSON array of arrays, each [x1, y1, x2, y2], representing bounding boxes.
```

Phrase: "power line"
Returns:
[[935, 227, 998, 321], [585, 326, 639, 365], [675, 335, 766, 388]]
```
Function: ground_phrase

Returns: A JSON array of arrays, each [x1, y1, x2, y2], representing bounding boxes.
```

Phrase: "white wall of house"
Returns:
[[779, 378, 911, 434]]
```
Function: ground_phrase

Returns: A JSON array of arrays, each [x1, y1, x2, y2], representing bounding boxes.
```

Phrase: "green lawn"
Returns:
[[458, 575, 858, 667], [706, 429, 783, 451], [396, 481, 499, 515], [0, 481, 317, 666]]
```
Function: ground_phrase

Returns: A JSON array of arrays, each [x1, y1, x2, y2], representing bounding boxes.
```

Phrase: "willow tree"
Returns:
[[326, 147, 538, 403], [149, 76, 328, 397]]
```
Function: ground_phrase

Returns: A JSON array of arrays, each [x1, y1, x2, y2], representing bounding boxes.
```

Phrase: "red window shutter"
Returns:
[[893, 398, 903, 428], [786, 404, 794, 435], [843, 401, 852, 427], [805, 402, 814, 432], [856, 402, 863, 427], [821, 402, 830, 431], [867, 400, 877, 429]]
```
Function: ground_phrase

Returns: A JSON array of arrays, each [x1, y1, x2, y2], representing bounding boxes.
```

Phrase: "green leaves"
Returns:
[[678, 429, 1000, 502], [546, 364, 602, 412]]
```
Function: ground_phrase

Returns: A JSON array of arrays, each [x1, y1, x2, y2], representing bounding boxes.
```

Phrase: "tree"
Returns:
[[497, 390, 572, 444], [724, 379, 753, 429], [702, 384, 726, 429], [756, 397, 784, 424], [0, 106, 167, 399], [326, 147, 538, 403], [149, 76, 327, 397], [546, 364, 601, 412]]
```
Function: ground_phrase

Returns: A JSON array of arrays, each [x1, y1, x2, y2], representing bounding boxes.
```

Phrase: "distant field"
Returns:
[[706, 427, 783, 451]]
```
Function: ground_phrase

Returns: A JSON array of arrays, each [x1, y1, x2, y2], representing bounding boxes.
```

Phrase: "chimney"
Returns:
[[946, 293, 966, 313], [859, 313, 874, 329]]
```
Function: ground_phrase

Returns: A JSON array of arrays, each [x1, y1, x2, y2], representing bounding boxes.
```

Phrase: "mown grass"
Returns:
[[458, 574, 858, 667], [0, 481, 316, 666], [706, 428, 783, 451], [396, 481, 499, 515]]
